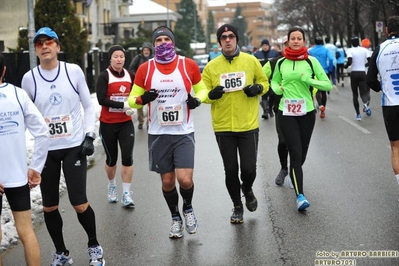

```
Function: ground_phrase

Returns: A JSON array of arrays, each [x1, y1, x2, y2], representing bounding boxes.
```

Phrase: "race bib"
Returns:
[[220, 71, 246, 92], [282, 98, 306, 116], [156, 103, 184, 126], [45, 114, 74, 139], [109, 96, 128, 112]]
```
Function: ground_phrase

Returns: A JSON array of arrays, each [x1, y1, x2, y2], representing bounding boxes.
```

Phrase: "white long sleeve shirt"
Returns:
[[0, 83, 49, 188]]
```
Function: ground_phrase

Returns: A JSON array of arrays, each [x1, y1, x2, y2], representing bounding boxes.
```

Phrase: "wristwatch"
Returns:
[[86, 132, 96, 139]]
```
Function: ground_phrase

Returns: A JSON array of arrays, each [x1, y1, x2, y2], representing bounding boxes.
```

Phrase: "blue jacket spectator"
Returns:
[[308, 37, 334, 74]]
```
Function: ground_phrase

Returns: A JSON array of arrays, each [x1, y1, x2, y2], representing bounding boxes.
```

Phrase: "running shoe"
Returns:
[[87, 245, 104, 266], [51, 251, 73, 266], [319, 105, 325, 118], [230, 205, 244, 224], [169, 217, 184, 238], [341, 81, 344, 87], [138, 124, 143, 129], [269, 111, 274, 118], [275, 169, 289, 186], [333, 85, 339, 94], [243, 189, 258, 212], [107, 184, 118, 203], [262, 113, 269, 119], [183, 208, 199, 234], [297, 194, 310, 211], [355, 114, 362, 121], [122, 191, 135, 208], [363, 104, 372, 116]]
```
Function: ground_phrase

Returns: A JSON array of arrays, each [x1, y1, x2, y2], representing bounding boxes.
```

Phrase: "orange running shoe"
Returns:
[[319, 105, 325, 118]]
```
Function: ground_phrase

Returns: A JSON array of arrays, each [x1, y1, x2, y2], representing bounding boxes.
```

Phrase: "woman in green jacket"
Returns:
[[271, 27, 332, 211]]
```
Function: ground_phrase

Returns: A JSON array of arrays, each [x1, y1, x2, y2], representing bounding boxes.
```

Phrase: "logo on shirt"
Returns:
[[119, 85, 127, 93], [0, 92, 6, 99], [0, 121, 18, 133], [49, 92, 62, 106]]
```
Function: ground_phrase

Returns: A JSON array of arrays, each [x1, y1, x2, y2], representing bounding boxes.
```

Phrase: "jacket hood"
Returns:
[[142, 42, 153, 55]]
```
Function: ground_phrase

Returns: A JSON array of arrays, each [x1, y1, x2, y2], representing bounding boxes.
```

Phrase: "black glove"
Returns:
[[186, 94, 201, 109], [79, 136, 94, 156], [141, 89, 158, 105], [243, 84, 263, 97], [344, 64, 348, 69], [208, 86, 225, 100]]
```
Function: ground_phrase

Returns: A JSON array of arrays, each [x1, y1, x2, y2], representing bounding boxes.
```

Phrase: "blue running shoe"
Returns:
[[355, 114, 361, 121], [364, 104, 372, 116], [297, 194, 310, 211]]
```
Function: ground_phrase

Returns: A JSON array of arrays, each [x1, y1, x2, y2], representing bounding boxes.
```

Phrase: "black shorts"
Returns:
[[148, 133, 195, 174], [383, 105, 399, 141], [0, 183, 31, 214], [99, 121, 135, 167], [41, 146, 88, 207]]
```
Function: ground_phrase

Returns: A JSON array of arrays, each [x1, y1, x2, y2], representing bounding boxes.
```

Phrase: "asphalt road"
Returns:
[[3, 81, 399, 266]]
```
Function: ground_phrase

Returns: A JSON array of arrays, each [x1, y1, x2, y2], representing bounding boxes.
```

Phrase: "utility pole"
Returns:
[[27, 0, 36, 69]]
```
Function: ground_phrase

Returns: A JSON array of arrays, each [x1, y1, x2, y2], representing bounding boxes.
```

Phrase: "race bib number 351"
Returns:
[[45, 114, 73, 139]]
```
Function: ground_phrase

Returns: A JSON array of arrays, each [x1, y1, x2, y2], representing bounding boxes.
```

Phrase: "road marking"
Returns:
[[338, 115, 371, 134]]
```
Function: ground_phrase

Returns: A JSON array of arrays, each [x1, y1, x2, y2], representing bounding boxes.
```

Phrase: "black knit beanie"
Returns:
[[108, 45, 125, 60], [217, 24, 239, 44]]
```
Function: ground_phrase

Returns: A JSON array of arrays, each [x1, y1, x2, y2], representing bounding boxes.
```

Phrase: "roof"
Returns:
[[129, 0, 175, 15], [207, 0, 274, 7]]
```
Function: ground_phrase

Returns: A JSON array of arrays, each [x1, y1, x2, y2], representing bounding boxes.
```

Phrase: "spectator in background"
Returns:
[[208, 44, 221, 61], [308, 36, 334, 119], [247, 45, 255, 55], [129, 42, 153, 129], [324, 37, 339, 92], [255, 39, 279, 119], [336, 41, 346, 87], [241, 46, 248, 53]]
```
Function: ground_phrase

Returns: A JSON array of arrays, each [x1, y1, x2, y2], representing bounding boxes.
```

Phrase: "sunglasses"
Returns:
[[35, 38, 57, 48], [220, 34, 236, 41]]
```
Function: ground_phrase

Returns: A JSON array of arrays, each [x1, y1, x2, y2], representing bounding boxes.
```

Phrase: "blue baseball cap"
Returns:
[[33, 27, 59, 43]]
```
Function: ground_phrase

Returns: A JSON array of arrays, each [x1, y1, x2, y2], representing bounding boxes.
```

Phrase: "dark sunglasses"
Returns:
[[220, 34, 236, 41], [35, 38, 57, 48]]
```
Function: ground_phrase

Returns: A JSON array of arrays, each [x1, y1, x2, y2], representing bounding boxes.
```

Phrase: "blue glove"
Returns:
[[79, 135, 94, 156]]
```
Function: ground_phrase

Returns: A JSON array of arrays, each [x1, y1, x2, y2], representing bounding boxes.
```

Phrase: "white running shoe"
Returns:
[[169, 217, 184, 238], [87, 245, 105, 266], [122, 191, 135, 208], [107, 184, 118, 203], [183, 208, 199, 234], [51, 251, 73, 266]]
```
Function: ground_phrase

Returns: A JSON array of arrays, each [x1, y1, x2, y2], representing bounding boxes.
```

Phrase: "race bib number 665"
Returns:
[[220, 71, 246, 92]]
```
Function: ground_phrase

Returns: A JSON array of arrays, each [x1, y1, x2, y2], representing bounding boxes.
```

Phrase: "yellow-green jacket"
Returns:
[[202, 52, 269, 133]]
